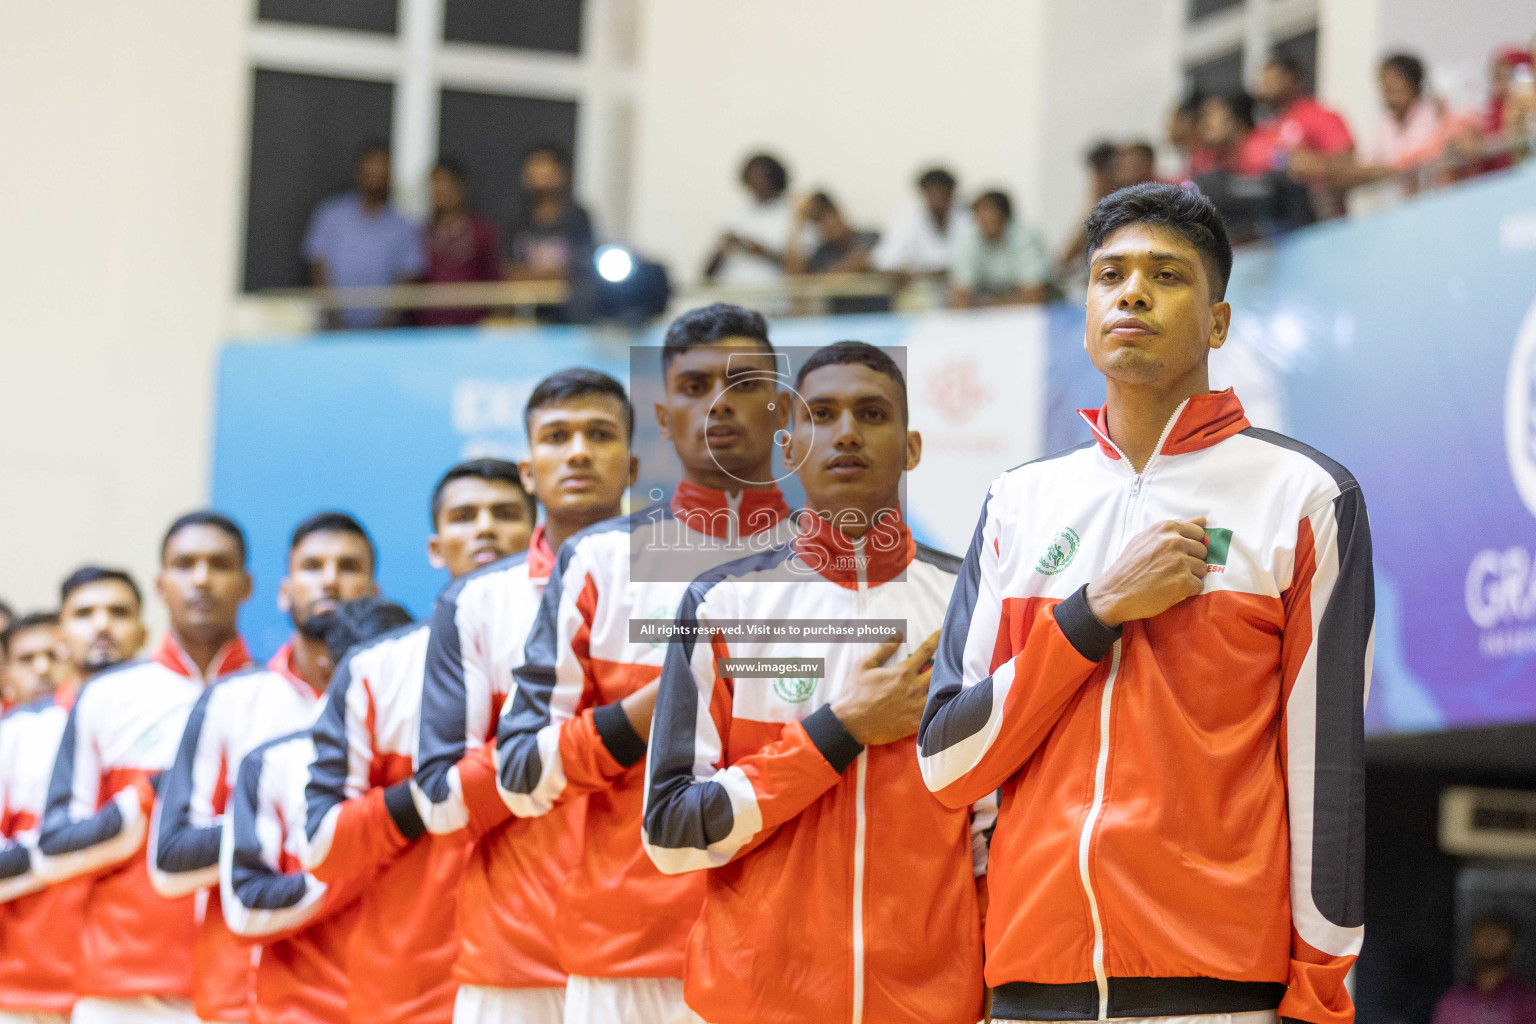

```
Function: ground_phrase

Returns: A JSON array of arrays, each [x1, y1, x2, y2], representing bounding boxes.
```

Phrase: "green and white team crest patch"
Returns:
[[1204, 527, 1234, 571], [1035, 527, 1080, 575], [773, 677, 817, 703]]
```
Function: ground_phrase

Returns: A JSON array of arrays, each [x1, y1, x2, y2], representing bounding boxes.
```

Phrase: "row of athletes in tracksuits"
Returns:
[[0, 300, 1370, 1024]]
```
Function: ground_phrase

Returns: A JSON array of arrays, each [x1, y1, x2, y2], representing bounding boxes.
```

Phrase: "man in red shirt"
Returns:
[[1253, 53, 1354, 211]]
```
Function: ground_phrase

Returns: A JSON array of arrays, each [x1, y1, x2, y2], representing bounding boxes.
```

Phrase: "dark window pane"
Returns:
[[443, 0, 584, 54], [1271, 28, 1319, 96], [1188, 0, 1243, 22], [437, 89, 580, 248], [257, 0, 398, 34], [244, 70, 394, 291], [1185, 49, 1245, 100]]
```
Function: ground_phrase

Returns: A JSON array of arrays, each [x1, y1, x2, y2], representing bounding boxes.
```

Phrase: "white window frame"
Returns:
[[242, 0, 635, 276], [1180, 0, 1320, 90]]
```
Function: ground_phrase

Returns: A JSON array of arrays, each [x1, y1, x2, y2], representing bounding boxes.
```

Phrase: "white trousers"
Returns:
[[563, 976, 709, 1024], [69, 997, 200, 1024], [1000, 1013, 1278, 1024], [453, 984, 565, 1024], [0, 1011, 69, 1024]]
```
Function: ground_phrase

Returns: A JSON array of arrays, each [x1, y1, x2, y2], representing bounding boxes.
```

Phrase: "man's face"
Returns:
[[61, 579, 146, 673], [1113, 149, 1155, 189], [1379, 68, 1416, 119], [157, 525, 252, 642], [920, 183, 954, 219], [5, 624, 73, 704], [974, 201, 1007, 243], [1200, 98, 1241, 148], [522, 152, 566, 195], [742, 162, 779, 202], [786, 362, 918, 522], [1257, 62, 1298, 108], [430, 168, 464, 214], [357, 151, 391, 202], [1085, 222, 1230, 389], [280, 531, 377, 638], [1168, 108, 1198, 152], [522, 395, 636, 522], [657, 340, 787, 486], [1470, 922, 1515, 971], [429, 477, 535, 578]]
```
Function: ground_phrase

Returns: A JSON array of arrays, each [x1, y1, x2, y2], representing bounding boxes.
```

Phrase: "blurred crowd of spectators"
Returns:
[[297, 33, 1536, 326]]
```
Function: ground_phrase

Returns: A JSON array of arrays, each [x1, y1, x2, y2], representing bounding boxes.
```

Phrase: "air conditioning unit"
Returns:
[[1441, 787, 1536, 858]]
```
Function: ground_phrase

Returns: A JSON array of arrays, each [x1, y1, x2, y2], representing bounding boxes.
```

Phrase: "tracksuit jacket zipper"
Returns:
[[1076, 399, 1188, 1020], [850, 534, 869, 1024]]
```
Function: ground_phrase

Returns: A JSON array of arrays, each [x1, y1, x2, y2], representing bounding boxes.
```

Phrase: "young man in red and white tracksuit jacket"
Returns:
[[304, 463, 536, 1024], [221, 597, 416, 1024], [0, 568, 147, 1024], [40, 513, 255, 1024], [497, 305, 795, 1024], [0, 688, 85, 1024], [413, 374, 636, 1024], [919, 184, 1371, 1024], [643, 341, 995, 1024], [150, 513, 379, 1023]]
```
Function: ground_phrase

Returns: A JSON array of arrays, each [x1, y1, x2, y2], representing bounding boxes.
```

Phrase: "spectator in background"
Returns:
[[1168, 92, 1216, 178], [1431, 913, 1536, 1024], [1499, 40, 1536, 153], [784, 192, 879, 273], [304, 142, 426, 330], [951, 190, 1051, 308], [1112, 141, 1158, 189], [0, 600, 12, 638], [872, 166, 969, 279], [419, 160, 501, 327], [505, 145, 594, 288], [1253, 53, 1355, 216], [1318, 54, 1448, 209], [1056, 141, 1121, 281], [1196, 92, 1315, 243], [703, 152, 800, 284]]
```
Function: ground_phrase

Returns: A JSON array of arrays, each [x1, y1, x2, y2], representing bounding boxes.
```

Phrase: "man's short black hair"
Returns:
[[162, 511, 248, 566], [433, 157, 467, 183], [1123, 141, 1157, 163], [60, 566, 142, 609], [524, 367, 635, 444], [429, 459, 535, 527], [1, 611, 60, 660], [794, 341, 908, 422], [661, 304, 774, 374], [1087, 140, 1119, 173], [1211, 90, 1258, 130], [917, 167, 957, 191], [0, 600, 12, 624], [973, 190, 1013, 221], [290, 511, 377, 569], [741, 153, 789, 195], [1267, 53, 1305, 82], [1381, 53, 1425, 95], [1085, 182, 1234, 300], [355, 140, 389, 165], [1177, 91, 1206, 119], [322, 596, 414, 664], [525, 144, 572, 172]]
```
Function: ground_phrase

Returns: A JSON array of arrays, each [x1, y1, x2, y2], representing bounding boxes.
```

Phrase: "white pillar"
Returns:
[[1317, 0, 1381, 146], [392, 0, 444, 219]]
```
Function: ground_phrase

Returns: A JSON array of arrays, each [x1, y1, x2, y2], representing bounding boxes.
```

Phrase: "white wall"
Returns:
[[1035, 0, 1184, 249], [0, 1, 249, 628], [628, 0, 1050, 282]]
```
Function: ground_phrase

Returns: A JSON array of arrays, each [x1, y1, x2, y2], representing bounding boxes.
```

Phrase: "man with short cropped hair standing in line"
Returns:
[[920, 183, 1371, 1024]]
